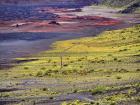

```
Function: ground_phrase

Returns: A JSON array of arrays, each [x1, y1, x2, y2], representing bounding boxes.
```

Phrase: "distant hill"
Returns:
[[99, 0, 140, 13], [0, 0, 99, 4], [99, 0, 135, 7], [121, 1, 140, 13], [0, 0, 139, 13]]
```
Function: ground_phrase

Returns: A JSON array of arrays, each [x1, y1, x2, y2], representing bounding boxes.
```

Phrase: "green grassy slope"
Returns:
[[1, 25, 140, 78], [0, 25, 139, 104], [0, 25, 139, 82]]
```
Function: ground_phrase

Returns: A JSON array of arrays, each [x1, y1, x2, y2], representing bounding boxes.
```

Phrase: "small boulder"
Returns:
[[48, 21, 60, 25], [16, 24, 19, 27]]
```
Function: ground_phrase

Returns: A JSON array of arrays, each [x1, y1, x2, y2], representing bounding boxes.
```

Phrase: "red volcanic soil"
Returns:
[[23, 15, 121, 33], [95, 20, 120, 26], [0, 7, 122, 33], [0, 15, 121, 33]]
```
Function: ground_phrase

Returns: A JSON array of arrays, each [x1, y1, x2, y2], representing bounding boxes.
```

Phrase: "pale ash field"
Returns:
[[0, 25, 140, 105]]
